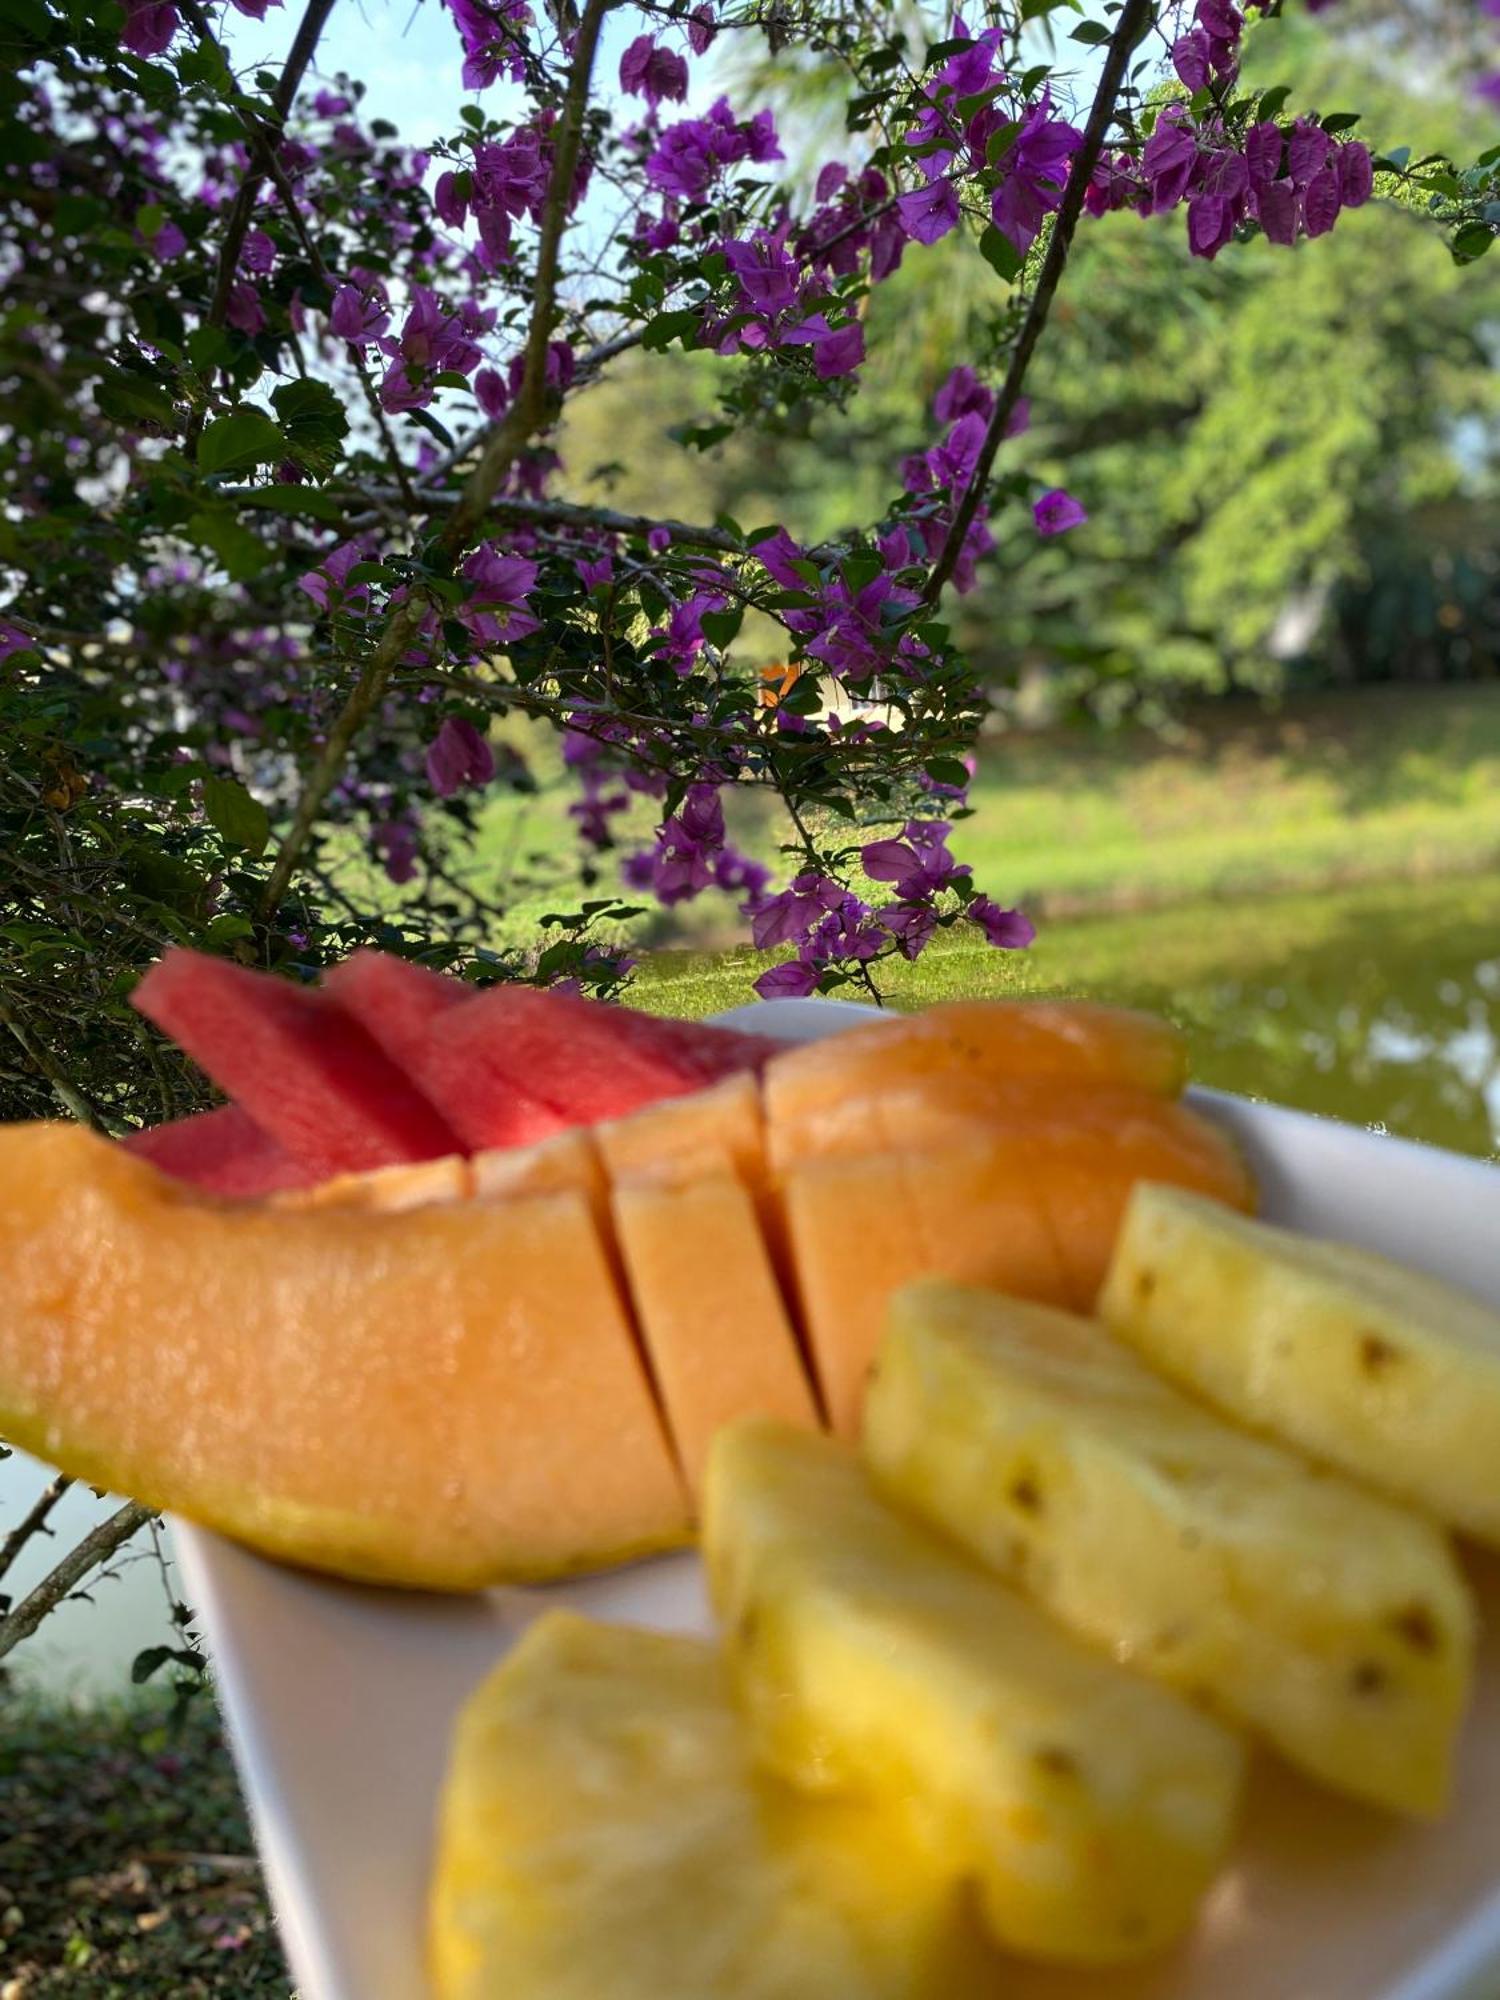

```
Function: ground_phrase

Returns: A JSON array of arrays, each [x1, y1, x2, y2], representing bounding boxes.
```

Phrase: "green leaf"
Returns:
[[700, 606, 743, 649], [978, 223, 1023, 284], [132, 1646, 173, 1685], [202, 773, 271, 855], [1320, 113, 1360, 136], [242, 484, 345, 522], [925, 756, 972, 789], [640, 308, 701, 352], [1069, 19, 1111, 42], [94, 367, 176, 429], [197, 407, 283, 475], [1257, 85, 1291, 123], [1452, 221, 1495, 265], [271, 377, 350, 473], [186, 509, 273, 581]]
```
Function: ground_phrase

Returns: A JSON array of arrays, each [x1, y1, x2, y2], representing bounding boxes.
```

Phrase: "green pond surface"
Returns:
[[4, 869, 1499, 1697]]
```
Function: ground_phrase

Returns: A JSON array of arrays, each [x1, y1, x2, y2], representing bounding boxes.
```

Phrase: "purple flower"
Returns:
[[688, 4, 716, 52], [989, 97, 1084, 255], [1336, 141, 1373, 208], [898, 177, 961, 246], [1033, 488, 1087, 536], [1172, 29, 1212, 92], [224, 280, 264, 335], [968, 896, 1035, 949], [619, 34, 689, 108], [862, 819, 966, 900], [880, 903, 937, 960], [474, 367, 508, 421], [1253, 178, 1299, 246], [933, 365, 994, 426], [1141, 106, 1199, 212], [754, 958, 820, 1000], [329, 283, 390, 343], [576, 553, 613, 590], [227, 0, 283, 16], [1187, 192, 1235, 260], [1301, 166, 1342, 238], [374, 819, 420, 885], [445, 0, 532, 89], [297, 541, 371, 613], [784, 314, 865, 379], [1244, 121, 1283, 187], [426, 717, 496, 797], [461, 546, 541, 644], [1288, 119, 1332, 190], [121, 0, 179, 55], [148, 218, 187, 261], [723, 232, 801, 314], [312, 89, 351, 116], [0, 620, 33, 661], [240, 227, 276, 276]]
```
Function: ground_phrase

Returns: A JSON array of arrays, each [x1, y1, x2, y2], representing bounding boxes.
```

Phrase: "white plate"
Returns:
[[172, 997, 1500, 2000]]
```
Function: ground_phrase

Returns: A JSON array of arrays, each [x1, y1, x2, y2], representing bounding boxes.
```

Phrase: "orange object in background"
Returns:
[[758, 662, 806, 708]]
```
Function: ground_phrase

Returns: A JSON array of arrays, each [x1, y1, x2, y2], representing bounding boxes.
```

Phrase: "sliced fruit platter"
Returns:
[[4, 961, 1500, 1999]]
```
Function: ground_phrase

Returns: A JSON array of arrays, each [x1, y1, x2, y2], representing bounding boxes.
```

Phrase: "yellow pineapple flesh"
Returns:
[[864, 1280, 1475, 1817], [429, 1610, 1001, 2000], [702, 1419, 1246, 1968], [1100, 1182, 1500, 1547]]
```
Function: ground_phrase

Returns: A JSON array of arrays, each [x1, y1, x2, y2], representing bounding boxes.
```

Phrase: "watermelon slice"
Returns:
[[323, 950, 563, 1152], [132, 950, 463, 1177], [425, 987, 777, 1131], [124, 1104, 314, 1198]]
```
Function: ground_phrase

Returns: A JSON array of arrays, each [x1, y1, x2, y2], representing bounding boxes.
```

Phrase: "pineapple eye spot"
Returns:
[[1134, 1269, 1156, 1303], [1033, 1744, 1079, 1780], [1008, 1473, 1043, 1516], [736, 1609, 760, 1652], [1358, 1332, 1401, 1376], [1390, 1603, 1440, 1655], [1349, 1660, 1389, 1697]]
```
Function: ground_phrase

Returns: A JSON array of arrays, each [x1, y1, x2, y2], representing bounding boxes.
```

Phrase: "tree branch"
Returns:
[[258, 0, 618, 922], [922, 0, 1155, 602], [0, 1474, 73, 1588], [0, 1500, 154, 1662], [203, 0, 339, 332]]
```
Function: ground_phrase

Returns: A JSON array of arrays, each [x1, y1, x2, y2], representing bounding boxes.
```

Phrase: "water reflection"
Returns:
[[1052, 879, 1500, 1161]]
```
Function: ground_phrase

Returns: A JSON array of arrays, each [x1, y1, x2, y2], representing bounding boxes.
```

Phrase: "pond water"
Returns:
[[4, 870, 1498, 1697]]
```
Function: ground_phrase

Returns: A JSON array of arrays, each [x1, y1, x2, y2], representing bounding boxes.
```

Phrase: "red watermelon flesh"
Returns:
[[124, 1104, 314, 1198], [132, 949, 463, 1176], [426, 986, 777, 1129], [323, 949, 563, 1152]]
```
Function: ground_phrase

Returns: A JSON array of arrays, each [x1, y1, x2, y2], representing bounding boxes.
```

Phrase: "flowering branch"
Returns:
[[924, 0, 1154, 601], [259, 0, 618, 922]]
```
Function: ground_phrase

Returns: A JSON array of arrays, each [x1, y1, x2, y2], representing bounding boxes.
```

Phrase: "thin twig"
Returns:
[[0, 991, 116, 1131], [0, 1501, 154, 1662], [204, 0, 339, 331], [0, 1475, 74, 1587], [923, 0, 1154, 600], [258, 0, 618, 922]]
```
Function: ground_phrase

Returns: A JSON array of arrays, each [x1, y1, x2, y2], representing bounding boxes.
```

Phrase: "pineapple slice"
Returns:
[[702, 1419, 1246, 1968], [429, 1610, 1001, 2000], [864, 1280, 1475, 1817], [1100, 1182, 1500, 1547]]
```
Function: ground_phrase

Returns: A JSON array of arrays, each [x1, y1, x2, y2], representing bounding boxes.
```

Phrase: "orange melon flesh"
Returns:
[[780, 1151, 1070, 1437], [270, 1154, 473, 1212], [611, 1174, 820, 1497], [762, 1001, 1189, 1130], [594, 1073, 766, 1197], [769, 1077, 1253, 1309], [0, 1125, 690, 1589]]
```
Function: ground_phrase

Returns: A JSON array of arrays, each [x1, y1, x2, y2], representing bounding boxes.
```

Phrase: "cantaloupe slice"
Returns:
[[780, 1150, 1071, 1436], [612, 1173, 820, 1495], [271, 1154, 473, 1212], [0, 1125, 689, 1588], [762, 1001, 1188, 1130], [594, 1073, 766, 1197], [771, 1079, 1254, 1311]]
